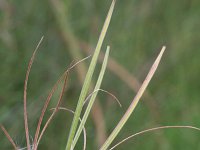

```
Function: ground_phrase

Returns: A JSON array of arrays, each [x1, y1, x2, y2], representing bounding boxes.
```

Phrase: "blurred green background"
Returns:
[[1, 0, 200, 149]]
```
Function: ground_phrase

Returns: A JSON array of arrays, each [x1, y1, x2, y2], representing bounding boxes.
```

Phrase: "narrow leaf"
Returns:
[[100, 46, 166, 150], [72, 46, 110, 149], [65, 1, 115, 150]]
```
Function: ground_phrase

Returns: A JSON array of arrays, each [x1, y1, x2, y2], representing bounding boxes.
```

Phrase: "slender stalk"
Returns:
[[72, 47, 110, 149], [83, 89, 121, 107], [33, 56, 90, 150], [34, 72, 68, 150], [33, 70, 67, 149], [109, 125, 200, 150], [49, 0, 108, 145], [23, 37, 44, 150], [0, 125, 18, 150], [52, 107, 87, 150], [100, 46, 166, 150], [65, 1, 116, 150]]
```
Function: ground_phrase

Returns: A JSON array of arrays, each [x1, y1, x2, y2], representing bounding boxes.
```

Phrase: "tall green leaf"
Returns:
[[72, 46, 110, 149], [65, 1, 116, 150]]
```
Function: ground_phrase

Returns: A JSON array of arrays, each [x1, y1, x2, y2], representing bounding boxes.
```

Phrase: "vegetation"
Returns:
[[1, 0, 200, 149]]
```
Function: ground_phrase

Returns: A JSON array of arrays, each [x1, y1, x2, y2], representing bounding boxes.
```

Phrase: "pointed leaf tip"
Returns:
[[161, 46, 166, 54], [156, 46, 166, 64]]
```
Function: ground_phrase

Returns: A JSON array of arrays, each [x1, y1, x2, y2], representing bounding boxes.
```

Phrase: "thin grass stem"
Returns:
[[35, 72, 68, 149], [83, 89, 121, 107], [72, 47, 110, 149], [0, 125, 18, 150], [51, 107, 87, 150], [33, 55, 91, 149], [109, 125, 200, 150], [23, 36, 44, 150]]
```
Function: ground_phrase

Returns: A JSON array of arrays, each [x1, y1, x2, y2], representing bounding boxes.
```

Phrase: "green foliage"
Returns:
[[1, 0, 200, 150]]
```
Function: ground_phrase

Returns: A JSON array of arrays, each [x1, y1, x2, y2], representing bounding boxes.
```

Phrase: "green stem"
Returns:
[[65, 1, 116, 150], [72, 47, 110, 149]]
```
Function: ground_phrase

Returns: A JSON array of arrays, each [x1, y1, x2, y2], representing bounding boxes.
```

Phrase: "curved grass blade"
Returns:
[[51, 107, 87, 150], [83, 89, 121, 107], [109, 125, 200, 150], [100, 46, 166, 150], [24, 36, 44, 150], [33, 55, 91, 149], [35, 72, 68, 149]]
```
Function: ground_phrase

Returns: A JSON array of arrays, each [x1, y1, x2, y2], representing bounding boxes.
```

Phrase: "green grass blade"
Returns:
[[100, 46, 166, 150], [65, 1, 116, 150], [72, 46, 110, 149]]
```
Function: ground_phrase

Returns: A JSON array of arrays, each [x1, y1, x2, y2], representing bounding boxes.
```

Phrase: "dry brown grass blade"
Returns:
[[33, 71, 67, 149], [33, 55, 91, 149], [109, 125, 200, 150], [34, 72, 68, 149], [0, 125, 18, 150], [24, 36, 44, 150]]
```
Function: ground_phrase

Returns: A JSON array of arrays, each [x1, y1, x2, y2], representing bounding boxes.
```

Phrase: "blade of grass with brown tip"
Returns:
[[24, 36, 44, 150], [65, 1, 116, 150], [100, 46, 166, 150]]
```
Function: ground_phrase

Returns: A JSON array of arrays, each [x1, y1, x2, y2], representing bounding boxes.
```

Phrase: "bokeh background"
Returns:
[[1, 0, 200, 149]]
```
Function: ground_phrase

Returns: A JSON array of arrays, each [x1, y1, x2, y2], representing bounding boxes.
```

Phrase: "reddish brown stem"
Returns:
[[34, 72, 68, 149], [23, 37, 44, 150], [0, 125, 18, 150]]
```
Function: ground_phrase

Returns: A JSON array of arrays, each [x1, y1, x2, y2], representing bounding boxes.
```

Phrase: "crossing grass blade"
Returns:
[[65, 1, 116, 150], [72, 46, 110, 149]]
